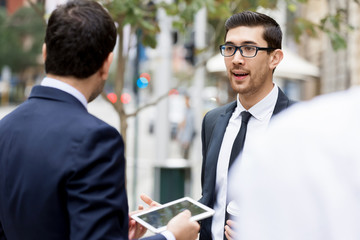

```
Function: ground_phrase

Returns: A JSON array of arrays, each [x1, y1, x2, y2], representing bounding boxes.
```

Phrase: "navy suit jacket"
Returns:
[[199, 88, 296, 240], [0, 86, 165, 240]]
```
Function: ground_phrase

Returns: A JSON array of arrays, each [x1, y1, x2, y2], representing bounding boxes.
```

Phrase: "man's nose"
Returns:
[[232, 49, 245, 65]]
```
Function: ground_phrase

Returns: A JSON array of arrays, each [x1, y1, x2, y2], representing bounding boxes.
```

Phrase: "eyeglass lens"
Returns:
[[221, 45, 258, 57]]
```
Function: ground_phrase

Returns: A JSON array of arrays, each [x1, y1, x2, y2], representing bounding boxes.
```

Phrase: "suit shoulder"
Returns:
[[66, 112, 121, 144], [204, 101, 235, 121]]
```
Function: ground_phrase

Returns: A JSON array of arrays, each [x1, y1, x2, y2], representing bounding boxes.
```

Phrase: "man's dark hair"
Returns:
[[44, 0, 117, 79], [224, 11, 282, 50]]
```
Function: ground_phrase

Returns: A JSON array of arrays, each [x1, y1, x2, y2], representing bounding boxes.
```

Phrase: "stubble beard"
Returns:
[[88, 80, 105, 103]]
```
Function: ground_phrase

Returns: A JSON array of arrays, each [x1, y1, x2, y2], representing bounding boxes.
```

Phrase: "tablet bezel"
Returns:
[[131, 196, 214, 233]]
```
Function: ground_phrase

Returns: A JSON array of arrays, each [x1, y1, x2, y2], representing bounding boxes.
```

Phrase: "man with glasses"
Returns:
[[199, 11, 295, 240]]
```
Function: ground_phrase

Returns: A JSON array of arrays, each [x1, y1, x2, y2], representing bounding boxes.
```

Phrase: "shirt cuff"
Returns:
[[161, 230, 176, 240]]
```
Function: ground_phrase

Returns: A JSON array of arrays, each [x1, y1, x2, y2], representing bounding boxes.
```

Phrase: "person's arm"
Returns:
[[67, 126, 128, 239]]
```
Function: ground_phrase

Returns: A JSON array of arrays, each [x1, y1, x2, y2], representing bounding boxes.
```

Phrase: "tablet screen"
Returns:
[[138, 199, 205, 228], [132, 197, 214, 233]]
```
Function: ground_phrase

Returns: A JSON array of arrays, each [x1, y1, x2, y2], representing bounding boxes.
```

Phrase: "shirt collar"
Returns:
[[235, 83, 279, 121], [41, 77, 88, 109]]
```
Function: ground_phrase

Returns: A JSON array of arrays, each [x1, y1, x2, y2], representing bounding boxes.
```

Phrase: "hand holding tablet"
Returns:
[[132, 197, 214, 233], [166, 209, 200, 240]]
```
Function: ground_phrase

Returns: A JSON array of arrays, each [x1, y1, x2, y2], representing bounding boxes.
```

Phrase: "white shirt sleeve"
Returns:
[[161, 230, 176, 240]]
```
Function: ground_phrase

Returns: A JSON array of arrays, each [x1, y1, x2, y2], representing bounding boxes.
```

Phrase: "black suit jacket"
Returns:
[[0, 86, 165, 240], [199, 88, 296, 240]]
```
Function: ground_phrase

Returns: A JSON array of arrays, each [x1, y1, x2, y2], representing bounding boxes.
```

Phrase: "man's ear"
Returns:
[[100, 52, 114, 80], [42, 43, 47, 62], [269, 49, 283, 70]]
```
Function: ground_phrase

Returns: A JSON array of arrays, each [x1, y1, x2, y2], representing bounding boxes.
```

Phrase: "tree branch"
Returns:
[[126, 85, 181, 118], [27, 0, 46, 25]]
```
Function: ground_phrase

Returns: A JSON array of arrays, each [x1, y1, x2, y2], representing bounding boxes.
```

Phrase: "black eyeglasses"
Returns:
[[219, 44, 276, 58]]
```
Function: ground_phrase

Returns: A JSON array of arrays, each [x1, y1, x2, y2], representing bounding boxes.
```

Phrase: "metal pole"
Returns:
[[155, 7, 172, 164], [192, 7, 207, 199], [132, 30, 141, 209], [153, 4, 173, 202]]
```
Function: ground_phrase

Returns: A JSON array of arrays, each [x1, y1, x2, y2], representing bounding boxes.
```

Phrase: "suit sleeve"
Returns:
[[199, 114, 208, 202], [141, 234, 167, 240], [199, 111, 215, 204], [0, 221, 6, 240], [66, 125, 128, 240]]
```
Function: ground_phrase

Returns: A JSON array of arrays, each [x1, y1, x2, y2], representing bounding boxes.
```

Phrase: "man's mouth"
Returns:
[[233, 73, 248, 77], [232, 70, 249, 80]]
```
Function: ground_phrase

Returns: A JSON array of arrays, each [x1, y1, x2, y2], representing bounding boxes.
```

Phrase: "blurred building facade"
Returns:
[[295, 0, 360, 94]]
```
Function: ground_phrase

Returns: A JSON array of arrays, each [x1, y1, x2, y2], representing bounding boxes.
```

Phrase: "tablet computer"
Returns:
[[131, 197, 214, 233]]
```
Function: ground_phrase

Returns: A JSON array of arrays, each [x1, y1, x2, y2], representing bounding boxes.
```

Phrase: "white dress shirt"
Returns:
[[229, 87, 360, 240], [211, 84, 279, 239]]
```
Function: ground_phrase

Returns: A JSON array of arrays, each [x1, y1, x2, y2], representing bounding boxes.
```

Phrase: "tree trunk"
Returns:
[[114, 20, 128, 148]]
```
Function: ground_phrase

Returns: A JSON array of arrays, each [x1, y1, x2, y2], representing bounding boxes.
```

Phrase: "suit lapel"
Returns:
[[272, 87, 291, 117], [203, 88, 292, 206], [204, 102, 237, 206]]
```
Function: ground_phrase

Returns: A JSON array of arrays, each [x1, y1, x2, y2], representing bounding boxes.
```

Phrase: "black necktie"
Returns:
[[228, 111, 252, 169], [224, 111, 252, 239]]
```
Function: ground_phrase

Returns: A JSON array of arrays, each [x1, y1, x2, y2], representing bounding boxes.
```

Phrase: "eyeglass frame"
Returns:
[[219, 44, 277, 58]]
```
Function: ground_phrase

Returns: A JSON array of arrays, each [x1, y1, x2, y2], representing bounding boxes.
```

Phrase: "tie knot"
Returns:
[[241, 111, 252, 124]]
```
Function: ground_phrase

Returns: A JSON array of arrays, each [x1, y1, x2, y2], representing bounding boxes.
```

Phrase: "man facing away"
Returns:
[[0, 1, 199, 240], [199, 11, 295, 240]]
